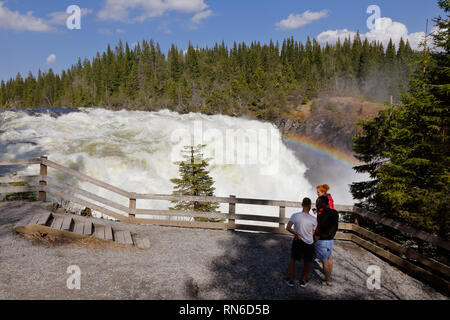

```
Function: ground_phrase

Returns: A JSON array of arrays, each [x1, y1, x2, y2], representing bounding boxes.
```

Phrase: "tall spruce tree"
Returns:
[[351, 0, 449, 238], [170, 144, 220, 221]]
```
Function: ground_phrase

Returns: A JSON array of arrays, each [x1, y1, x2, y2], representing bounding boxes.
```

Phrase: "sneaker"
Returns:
[[286, 280, 295, 287], [299, 280, 309, 288], [321, 280, 333, 287]]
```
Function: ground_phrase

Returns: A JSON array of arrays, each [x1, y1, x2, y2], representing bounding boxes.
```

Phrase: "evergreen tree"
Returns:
[[126, 63, 139, 100], [351, 1, 449, 238], [170, 145, 220, 221], [0, 35, 420, 117]]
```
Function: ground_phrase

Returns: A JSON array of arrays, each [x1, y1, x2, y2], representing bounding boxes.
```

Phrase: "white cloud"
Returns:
[[98, 28, 114, 35], [276, 10, 328, 30], [191, 9, 212, 24], [46, 54, 56, 65], [97, 27, 127, 35], [157, 20, 173, 34], [0, 1, 54, 32], [317, 17, 429, 50], [98, 0, 209, 22], [47, 8, 92, 25]]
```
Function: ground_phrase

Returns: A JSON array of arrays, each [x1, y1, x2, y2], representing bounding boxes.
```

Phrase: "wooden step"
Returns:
[[94, 225, 105, 240], [50, 217, 64, 230], [114, 230, 125, 244], [104, 225, 113, 241], [29, 214, 42, 225], [15, 215, 33, 228], [36, 212, 52, 226], [44, 216, 55, 227], [122, 230, 133, 245], [83, 221, 92, 235], [61, 216, 73, 231], [73, 223, 84, 235], [113, 230, 133, 245], [14, 211, 148, 249]]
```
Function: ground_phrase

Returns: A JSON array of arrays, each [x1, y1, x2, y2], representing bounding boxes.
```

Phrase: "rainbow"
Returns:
[[283, 133, 361, 168]]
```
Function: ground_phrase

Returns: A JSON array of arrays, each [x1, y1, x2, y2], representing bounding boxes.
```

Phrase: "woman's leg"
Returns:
[[323, 256, 333, 282]]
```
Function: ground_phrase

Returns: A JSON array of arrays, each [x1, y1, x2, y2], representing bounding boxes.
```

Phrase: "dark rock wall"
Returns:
[[274, 115, 359, 154]]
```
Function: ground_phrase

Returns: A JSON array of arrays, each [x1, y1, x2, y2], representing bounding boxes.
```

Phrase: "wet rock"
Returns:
[[80, 207, 92, 217]]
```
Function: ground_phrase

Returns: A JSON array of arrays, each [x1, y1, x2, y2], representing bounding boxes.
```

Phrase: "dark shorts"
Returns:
[[291, 238, 314, 262]]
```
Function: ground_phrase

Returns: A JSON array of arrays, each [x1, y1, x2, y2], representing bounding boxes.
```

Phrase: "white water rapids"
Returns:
[[0, 108, 355, 224]]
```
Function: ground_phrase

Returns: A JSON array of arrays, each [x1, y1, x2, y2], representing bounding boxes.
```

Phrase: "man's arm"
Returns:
[[312, 228, 319, 243], [314, 219, 320, 242], [286, 221, 301, 240]]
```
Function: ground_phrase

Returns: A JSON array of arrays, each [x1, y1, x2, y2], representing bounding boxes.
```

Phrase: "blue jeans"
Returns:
[[314, 240, 334, 261]]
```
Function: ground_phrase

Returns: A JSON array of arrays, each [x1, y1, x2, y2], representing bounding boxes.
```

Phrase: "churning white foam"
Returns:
[[0, 108, 316, 223]]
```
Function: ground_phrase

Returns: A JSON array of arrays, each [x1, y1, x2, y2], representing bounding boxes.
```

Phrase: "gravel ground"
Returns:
[[0, 201, 447, 300]]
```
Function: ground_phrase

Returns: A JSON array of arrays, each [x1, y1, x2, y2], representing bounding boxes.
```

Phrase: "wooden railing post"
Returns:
[[129, 197, 136, 218], [353, 206, 359, 226], [228, 195, 236, 230], [39, 156, 47, 202], [279, 206, 285, 233]]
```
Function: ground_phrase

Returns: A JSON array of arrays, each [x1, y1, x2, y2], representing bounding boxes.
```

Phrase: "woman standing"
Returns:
[[316, 184, 334, 210]]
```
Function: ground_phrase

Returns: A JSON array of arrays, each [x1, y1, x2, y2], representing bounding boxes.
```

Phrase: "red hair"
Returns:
[[316, 184, 330, 194]]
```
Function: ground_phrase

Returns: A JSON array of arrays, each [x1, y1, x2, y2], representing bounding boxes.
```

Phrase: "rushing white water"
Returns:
[[0, 108, 318, 224]]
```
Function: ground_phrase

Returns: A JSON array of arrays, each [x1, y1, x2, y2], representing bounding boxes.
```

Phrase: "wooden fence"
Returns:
[[0, 156, 449, 294]]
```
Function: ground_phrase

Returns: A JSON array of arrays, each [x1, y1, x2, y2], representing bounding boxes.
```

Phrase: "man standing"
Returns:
[[314, 195, 339, 286], [286, 197, 317, 288]]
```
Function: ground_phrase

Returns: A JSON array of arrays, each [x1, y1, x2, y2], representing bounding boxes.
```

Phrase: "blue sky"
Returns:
[[0, 0, 441, 82]]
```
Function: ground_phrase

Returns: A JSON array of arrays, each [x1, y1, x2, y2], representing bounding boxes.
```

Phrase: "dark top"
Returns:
[[315, 207, 339, 240]]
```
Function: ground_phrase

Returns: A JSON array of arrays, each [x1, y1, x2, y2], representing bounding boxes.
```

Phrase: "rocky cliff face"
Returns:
[[274, 116, 358, 153], [273, 96, 386, 154]]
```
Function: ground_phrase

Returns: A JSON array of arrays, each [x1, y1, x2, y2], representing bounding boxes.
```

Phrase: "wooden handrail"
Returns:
[[353, 207, 450, 251], [131, 192, 233, 204], [0, 156, 447, 251], [41, 158, 132, 198], [0, 158, 42, 166], [132, 192, 354, 211], [43, 185, 128, 222], [0, 185, 42, 194], [0, 175, 44, 184], [44, 176, 130, 214], [352, 225, 450, 278], [350, 234, 450, 294]]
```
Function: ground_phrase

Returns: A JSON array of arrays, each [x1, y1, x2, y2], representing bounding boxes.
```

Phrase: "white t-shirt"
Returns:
[[289, 212, 318, 245]]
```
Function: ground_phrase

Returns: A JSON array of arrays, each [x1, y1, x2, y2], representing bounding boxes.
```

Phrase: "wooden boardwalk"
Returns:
[[13, 206, 151, 249]]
